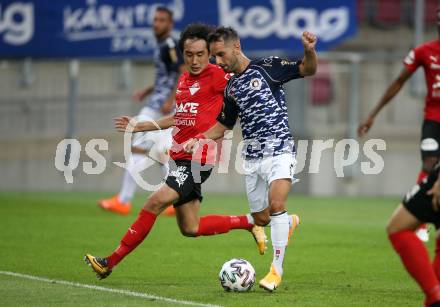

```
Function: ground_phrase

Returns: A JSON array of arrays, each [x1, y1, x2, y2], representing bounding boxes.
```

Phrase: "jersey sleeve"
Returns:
[[261, 56, 302, 85], [217, 87, 239, 129], [403, 47, 422, 72], [160, 38, 183, 73]]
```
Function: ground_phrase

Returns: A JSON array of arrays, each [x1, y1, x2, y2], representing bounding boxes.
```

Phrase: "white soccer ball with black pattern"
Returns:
[[218, 258, 256, 292]]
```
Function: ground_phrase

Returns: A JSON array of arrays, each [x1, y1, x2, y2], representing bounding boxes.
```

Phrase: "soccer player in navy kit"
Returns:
[[185, 27, 317, 291], [98, 7, 183, 216]]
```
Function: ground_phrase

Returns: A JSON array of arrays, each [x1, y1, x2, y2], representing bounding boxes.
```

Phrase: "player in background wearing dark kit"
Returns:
[[358, 7, 440, 242], [185, 27, 317, 291], [98, 7, 182, 216], [388, 164, 440, 306], [84, 24, 267, 279]]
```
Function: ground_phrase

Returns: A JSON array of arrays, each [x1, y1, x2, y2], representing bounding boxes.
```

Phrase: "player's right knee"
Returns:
[[179, 225, 198, 237], [253, 215, 271, 226]]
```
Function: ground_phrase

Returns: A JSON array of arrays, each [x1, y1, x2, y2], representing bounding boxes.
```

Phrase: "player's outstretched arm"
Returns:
[[114, 114, 174, 133], [299, 31, 318, 77], [357, 67, 413, 137], [184, 122, 229, 154]]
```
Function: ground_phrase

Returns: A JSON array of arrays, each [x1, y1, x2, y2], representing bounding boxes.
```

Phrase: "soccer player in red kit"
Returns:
[[358, 8, 440, 242], [84, 23, 266, 279], [361, 7, 440, 307]]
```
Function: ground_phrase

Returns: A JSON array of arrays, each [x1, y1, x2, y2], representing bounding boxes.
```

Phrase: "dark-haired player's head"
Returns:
[[153, 6, 173, 39], [178, 23, 213, 75], [208, 26, 241, 73]]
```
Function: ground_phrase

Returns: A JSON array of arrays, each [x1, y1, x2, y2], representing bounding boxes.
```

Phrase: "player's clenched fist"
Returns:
[[301, 31, 317, 51]]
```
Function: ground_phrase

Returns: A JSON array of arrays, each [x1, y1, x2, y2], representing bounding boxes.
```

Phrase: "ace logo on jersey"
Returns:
[[176, 102, 199, 114]]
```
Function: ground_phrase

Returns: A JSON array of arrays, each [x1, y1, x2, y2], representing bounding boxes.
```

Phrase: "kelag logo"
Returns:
[[0, 2, 34, 45], [219, 0, 349, 42]]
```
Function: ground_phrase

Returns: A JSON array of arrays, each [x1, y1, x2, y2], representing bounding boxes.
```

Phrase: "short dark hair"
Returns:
[[155, 6, 173, 21], [207, 26, 239, 44], [178, 23, 214, 52]]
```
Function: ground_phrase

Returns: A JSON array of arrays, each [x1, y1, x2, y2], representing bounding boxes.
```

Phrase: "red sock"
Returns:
[[417, 171, 429, 184], [196, 215, 253, 236], [389, 230, 440, 303], [433, 238, 440, 281], [107, 210, 157, 268]]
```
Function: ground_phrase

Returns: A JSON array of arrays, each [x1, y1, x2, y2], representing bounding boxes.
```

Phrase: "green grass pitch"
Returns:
[[0, 192, 426, 306]]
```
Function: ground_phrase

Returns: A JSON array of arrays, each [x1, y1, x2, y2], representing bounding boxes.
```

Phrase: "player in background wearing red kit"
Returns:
[[84, 24, 266, 279], [358, 7, 440, 243]]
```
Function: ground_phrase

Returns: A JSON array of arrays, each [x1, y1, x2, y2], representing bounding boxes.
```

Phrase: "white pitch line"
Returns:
[[0, 271, 222, 307]]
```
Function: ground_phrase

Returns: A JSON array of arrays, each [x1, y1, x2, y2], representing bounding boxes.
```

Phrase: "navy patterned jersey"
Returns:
[[217, 56, 302, 159], [147, 36, 183, 111]]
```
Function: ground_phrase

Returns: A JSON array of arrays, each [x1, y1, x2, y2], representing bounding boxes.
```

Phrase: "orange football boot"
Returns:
[[287, 214, 300, 245], [98, 195, 131, 215], [162, 205, 176, 216], [259, 265, 282, 292]]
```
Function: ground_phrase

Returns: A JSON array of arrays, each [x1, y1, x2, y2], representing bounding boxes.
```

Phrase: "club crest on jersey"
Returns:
[[249, 78, 262, 90], [189, 81, 200, 95]]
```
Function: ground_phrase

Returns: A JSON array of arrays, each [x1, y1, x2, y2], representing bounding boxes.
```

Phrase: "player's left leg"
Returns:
[[389, 167, 440, 305], [173, 199, 250, 236], [387, 204, 440, 306], [258, 178, 292, 292], [172, 183, 255, 238], [85, 184, 179, 279], [257, 153, 300, 292], [173, 199, 265, 255]]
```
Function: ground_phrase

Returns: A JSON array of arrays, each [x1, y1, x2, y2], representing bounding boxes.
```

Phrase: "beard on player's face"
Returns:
[[217, 50, 238, 73], [225, 56, 239, 73]]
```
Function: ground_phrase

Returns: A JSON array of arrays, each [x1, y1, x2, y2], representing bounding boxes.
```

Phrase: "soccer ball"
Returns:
[[218, 258, 256, 292]]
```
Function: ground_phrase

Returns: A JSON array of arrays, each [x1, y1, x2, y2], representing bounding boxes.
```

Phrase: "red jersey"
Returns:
[[170, 64, 230, 164], [404, 40, 440, 122]]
